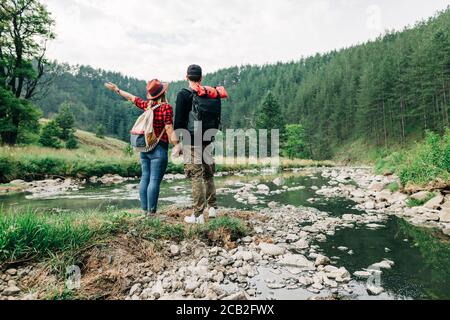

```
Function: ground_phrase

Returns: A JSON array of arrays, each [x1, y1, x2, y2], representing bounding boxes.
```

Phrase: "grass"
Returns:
[[406, 192, 436, 208], [376, 130, 450, 187], [388, 182, 400, 193], [0, 208, 248, 266]]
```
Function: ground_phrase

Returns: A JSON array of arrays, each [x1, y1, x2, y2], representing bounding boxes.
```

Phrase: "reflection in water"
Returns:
[[1, 171, 449, 299]]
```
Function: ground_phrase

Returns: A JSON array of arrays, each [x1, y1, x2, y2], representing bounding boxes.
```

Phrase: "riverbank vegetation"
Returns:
[[376, 130, 450, 188], [0, 208, 248, 267]]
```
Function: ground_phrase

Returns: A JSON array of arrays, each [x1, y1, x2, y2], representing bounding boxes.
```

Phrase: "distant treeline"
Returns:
[[36, 7, 450, 159]]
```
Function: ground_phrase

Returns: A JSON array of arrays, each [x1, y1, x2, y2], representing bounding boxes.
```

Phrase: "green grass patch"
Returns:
[[0, 208, 132, 264], [387, 182, 400, 193], [0, 208, 248, 266], [376, 130, 450, 187]]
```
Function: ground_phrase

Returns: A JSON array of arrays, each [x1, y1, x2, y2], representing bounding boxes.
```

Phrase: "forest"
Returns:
[[5, 7, 450, 160]]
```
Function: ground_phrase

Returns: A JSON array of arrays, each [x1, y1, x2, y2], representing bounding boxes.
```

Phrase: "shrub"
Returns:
[[39, 120, 63, 149]]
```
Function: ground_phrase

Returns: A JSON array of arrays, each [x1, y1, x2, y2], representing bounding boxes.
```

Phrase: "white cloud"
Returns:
[[43, 0, 450, 81]]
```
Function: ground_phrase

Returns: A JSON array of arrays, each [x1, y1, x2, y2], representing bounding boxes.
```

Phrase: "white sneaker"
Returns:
[[184, 214, 197, 224], [196, 214, 205, 225], [208, 207, 217, 219]]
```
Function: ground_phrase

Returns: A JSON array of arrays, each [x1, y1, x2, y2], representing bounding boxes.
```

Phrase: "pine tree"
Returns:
[[283, 124, 309, 159], [65, 131, 79, 149], [39, 120, 62, 149], [256, 92, 285, 132], [55, 103, 76, 140], [96, 124, 106, 139]]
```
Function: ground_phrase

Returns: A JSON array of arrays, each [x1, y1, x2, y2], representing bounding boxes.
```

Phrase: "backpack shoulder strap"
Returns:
[[150, 103, 163, 111]]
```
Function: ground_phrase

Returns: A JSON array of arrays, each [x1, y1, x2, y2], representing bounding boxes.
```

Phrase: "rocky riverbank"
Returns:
[[314, 168, 450, 236], [0, 202, 394, 301], [1, 166, 449, 300]]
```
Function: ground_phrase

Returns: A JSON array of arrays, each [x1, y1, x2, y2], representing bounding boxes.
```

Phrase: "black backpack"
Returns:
[[185, 88, 222, 140]]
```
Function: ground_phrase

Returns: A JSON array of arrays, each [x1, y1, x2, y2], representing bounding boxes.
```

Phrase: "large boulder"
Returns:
[[278, 254, 315, 270], [258, 243, 286, 256], [439, 209, 450, 223], [410, 191, 430, 201], [369, 182, 385, 192], [424, 194, 444, 210]]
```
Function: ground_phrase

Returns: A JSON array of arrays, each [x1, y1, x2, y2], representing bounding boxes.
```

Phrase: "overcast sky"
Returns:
[[43, 0, 450, 81]]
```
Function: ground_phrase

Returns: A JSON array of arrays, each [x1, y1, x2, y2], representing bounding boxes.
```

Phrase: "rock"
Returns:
[[342, 215, 355, 222], [323, 265, 339, 273], [2, 286, 21, 296], [259, 243, 286, 256], [197, 258, 209, 267], [367, 285, 384, 296], [234, 251, 253, 262], [140, 288, 153, 300], [365, 201, 376, 210], [10, 180, 26, 185], [185, 280, 200, 293], [267, 283, 286, 290], [267, 201, 278, 209], [6, 269, 17, 276], [129, 283, 142, 296], [424, 195, 444, 210], [273, 177, 284, 186], [293, 239, 309, 249], [369, 182, 385, 192], [311, 282, 324, 290], [371, 260, 392, 270], [443, 228, 450, 236], [353, 271, 372, 278], [241, 236, 253, 243], [350, 190, 365, 198], [285, 234, 299, 243], [439, 209, 450, 223], [222, 291, 249, 301], [314, 254, 331, 267], [150, 281, 164, 299], [337, 246, 348, 251], [376, 190, 393, 202], [278, 254, 315, 270], [170, 245, 180, 256], [410, 191, 430, 201], [256, 184, 270, 193], [366, 223, 385, 229]]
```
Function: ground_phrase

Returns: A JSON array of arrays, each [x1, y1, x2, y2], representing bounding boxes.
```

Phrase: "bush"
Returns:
[[96, 125, 106, 139], [65, 132, 79, 149], [39, 120, 63, 149]]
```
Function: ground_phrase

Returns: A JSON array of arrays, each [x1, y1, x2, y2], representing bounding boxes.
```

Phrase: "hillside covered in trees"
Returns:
[[35, 7, 450, 159]]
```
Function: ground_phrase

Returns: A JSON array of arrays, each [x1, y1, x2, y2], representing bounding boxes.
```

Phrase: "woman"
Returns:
[[105, 79, 179, 215]]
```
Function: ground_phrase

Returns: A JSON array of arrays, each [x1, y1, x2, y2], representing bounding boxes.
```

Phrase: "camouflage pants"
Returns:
[[184, 144, 217, 217]]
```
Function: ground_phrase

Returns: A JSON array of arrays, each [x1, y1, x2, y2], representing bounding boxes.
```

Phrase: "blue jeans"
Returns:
[[139, 144, 168, 213]]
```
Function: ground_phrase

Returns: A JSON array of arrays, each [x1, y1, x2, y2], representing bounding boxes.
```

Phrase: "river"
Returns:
[[1, 168, 449, 300]]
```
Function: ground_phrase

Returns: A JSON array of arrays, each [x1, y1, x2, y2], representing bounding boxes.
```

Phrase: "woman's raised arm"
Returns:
[[104, 82, 136, 103]]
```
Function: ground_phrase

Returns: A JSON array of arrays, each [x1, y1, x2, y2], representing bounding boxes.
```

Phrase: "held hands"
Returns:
[[172, 143, 183, 158], [105, 82, 119, 92]]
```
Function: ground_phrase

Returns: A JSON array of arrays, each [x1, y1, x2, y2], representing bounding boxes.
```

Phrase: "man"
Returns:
[[172, 64, 220, 224]]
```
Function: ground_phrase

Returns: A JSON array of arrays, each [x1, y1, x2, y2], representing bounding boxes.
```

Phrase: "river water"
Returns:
[[1, 169, 449, 300]]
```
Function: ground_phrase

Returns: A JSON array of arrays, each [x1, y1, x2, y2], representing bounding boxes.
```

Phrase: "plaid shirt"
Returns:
[[134, 98, 173, 143]]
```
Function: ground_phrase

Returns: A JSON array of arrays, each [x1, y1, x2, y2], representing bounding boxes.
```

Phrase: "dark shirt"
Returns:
[[174, 89, 192, 131], [174, 88, 198, 145]]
